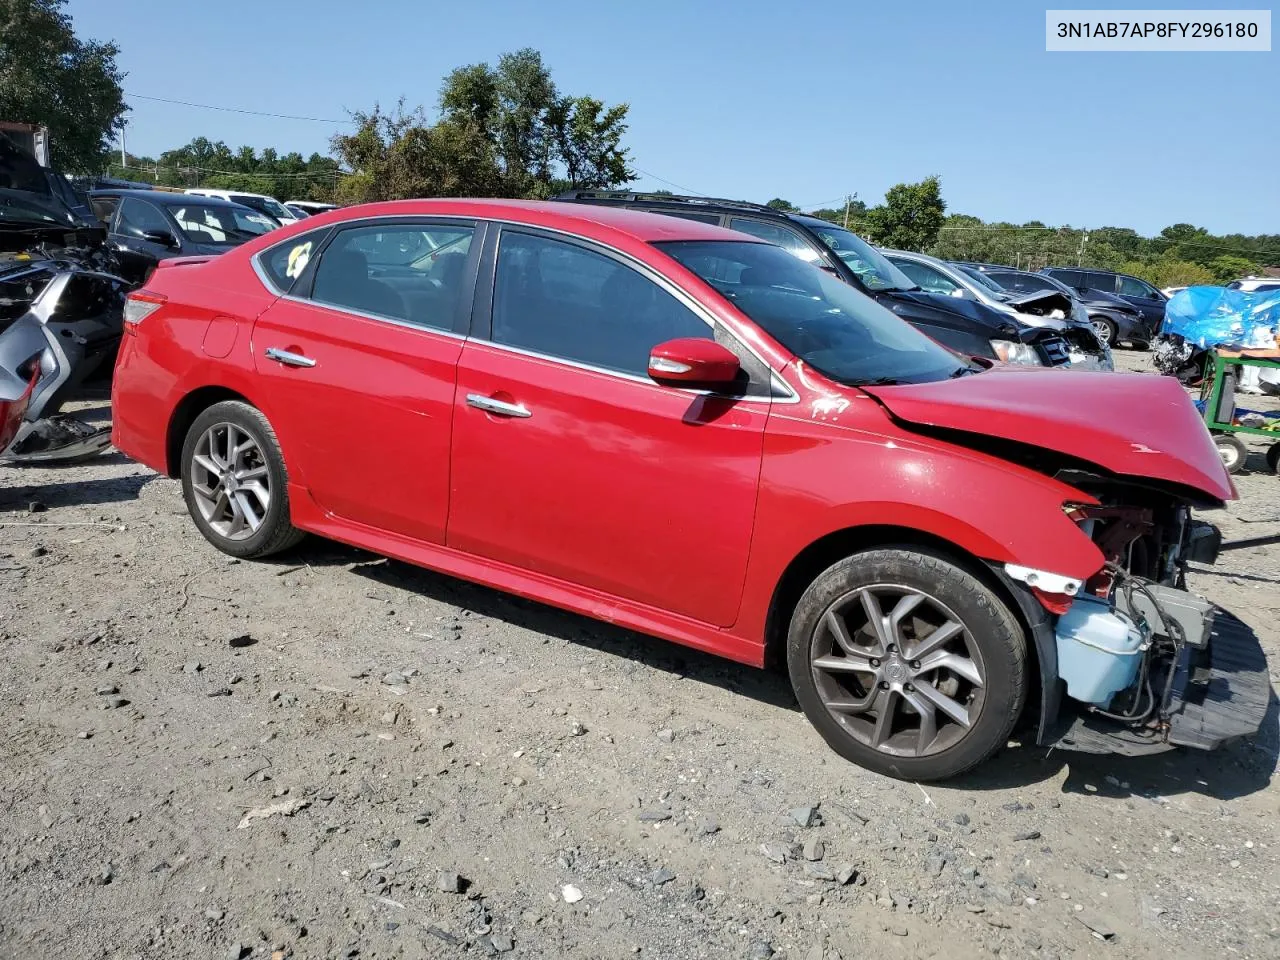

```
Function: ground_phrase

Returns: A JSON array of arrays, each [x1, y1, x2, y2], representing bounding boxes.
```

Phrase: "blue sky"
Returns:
[[66, 0, 1276, 235]]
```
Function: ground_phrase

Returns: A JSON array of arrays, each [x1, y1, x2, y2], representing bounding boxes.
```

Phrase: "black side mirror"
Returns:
[[142, 228, 179, 249]]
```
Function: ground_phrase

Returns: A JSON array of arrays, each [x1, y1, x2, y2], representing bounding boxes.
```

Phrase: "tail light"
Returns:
[[123, 291, 167, 326]]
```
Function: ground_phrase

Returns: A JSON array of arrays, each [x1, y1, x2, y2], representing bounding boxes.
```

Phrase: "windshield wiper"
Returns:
[[848, 376, 902, 386]]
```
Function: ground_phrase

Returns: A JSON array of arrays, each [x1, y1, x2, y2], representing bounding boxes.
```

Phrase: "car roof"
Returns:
[[294, 198, 761, 245], [186, 188, 275, 199], [89, 188, 247, 208]]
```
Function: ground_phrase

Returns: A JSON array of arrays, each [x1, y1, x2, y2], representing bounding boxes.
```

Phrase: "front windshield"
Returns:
[[957, 265, 1005, 292], [171, 204, 275, 244], [803, 222, 917, 292], [257, 197, 292, 220], [656, 239, 970, 386]]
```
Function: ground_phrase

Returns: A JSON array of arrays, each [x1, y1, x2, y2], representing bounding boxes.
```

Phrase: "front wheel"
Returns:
[[1090, 316, 1117, 347], [180, 400, 306, 559], [787, 548, 1027, 781]]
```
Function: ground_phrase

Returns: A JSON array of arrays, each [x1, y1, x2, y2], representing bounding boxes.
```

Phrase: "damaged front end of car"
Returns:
[[864, 370, 1270, 758], [0, 135, 128, 462]]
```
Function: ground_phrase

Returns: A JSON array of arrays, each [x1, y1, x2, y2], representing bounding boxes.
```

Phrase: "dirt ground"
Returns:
[[1, 350, 1277, 960]]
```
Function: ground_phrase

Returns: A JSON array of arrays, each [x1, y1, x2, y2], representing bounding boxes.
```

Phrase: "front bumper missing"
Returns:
[[1043, 604, 1271, 755]]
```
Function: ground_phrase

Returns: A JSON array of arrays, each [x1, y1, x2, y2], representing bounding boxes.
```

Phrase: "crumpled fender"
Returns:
[[734, 382, 1107, 641]]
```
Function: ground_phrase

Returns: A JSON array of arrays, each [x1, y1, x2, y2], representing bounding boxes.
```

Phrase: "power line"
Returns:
[[632, 167, 707, 196], [125, 92, 351, 125]]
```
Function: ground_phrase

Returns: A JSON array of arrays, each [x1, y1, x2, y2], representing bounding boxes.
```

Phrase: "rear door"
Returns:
[[447, 226, 771, 626], [250, 218, 482, 543]]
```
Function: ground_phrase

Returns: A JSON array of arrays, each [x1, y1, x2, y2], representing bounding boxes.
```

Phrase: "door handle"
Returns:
[[265, 347, 316, 368], [466, 393, 531, 418]]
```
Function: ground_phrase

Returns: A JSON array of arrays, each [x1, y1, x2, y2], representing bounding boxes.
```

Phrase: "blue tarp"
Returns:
[[1163, 286, 1280, 349]]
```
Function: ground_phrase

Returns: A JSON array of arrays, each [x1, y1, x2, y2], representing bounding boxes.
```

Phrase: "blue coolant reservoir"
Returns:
[[1055, 596, 1149, 706]]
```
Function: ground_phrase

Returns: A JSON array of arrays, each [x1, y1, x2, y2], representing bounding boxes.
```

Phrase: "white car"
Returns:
[[1227, 276, 1280, 294], [285, 200, 338, 218], [183, 189, 299, 227]]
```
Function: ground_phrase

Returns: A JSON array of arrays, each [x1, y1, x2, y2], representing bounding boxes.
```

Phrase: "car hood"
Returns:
[[879, 289, 1021, 335], [862, 368, 1234, 502], [1002, 288, 1074, 318]]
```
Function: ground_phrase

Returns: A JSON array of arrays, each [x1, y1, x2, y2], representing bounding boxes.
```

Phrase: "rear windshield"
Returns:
[[171, 203, 276, 245], [655, 240, 969, 386]]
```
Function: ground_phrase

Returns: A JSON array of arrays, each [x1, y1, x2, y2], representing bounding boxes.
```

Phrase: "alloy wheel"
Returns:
[[1090, 318, 1114, 345], [189, 422, 272, 541], [809, 584, 987, 758]]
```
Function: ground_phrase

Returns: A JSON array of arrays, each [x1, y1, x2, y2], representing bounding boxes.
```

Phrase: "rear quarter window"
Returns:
[[257, 228, 332, 293]]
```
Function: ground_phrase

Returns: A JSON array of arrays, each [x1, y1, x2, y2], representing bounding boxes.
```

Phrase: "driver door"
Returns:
[[111, 196, 175, 284]]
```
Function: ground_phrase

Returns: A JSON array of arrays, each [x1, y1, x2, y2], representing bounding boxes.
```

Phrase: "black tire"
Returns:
[[1215, 434, 1249, 475], [180, 400, 305, 559], [1090, 316, 1117, 348], [787, 547, 1027, 781]]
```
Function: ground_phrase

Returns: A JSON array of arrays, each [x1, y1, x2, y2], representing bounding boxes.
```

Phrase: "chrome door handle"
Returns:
[[265, 347, 316, 368], [466, 393, 531, 418]]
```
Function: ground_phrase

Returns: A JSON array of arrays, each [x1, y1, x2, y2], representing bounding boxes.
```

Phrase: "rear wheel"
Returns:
[[180, 401, 305, 559], [1215, 434, 1249, 475], [787, 548, 1027, 781]]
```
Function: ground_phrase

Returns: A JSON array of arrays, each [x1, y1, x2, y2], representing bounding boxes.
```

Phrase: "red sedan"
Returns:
[[111, 199, 1266, 780]]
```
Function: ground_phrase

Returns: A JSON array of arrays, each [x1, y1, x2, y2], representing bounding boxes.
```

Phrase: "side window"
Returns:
[[491, 230, 712, 377], [1118, 275, 1157, 298], [893, 259, 960, 296], [657, 210, 721, 225], [117, 197, 171, 239], [727, 218, 822, 263], [259, 228, 330, 292], [1085, 272, 1118, 293], [1050, 269, 1084, 287], [309, 223, 475, 329], [89, 196, 118, 225]]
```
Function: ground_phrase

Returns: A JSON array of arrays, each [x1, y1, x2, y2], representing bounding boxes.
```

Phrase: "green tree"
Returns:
[[1119, 258, 1214, 289], [1207, 254, 1258, 283], [343, 49, 634, 201], [0, 0, 126, 172], [862, 176, 946, 250], [766, 197, 798, 212]]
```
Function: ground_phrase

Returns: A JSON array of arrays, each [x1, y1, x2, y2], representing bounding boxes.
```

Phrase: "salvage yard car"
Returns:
[[0, 132, 129, 461], [882, 250, 1111, 369], [110, 199, 1269, 781], [89, 189, 277, 285]]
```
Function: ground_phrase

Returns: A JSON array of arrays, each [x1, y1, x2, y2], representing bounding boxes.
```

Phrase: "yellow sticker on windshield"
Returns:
[[285, 241, 312, 279]]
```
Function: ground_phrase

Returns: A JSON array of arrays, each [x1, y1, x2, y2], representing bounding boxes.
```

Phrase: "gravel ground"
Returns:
[[1, 352, 1277, 960]]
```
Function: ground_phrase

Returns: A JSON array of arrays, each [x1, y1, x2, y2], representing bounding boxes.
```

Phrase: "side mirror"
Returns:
[[647, 338, 741, 389], [143, 228, 179, 249]]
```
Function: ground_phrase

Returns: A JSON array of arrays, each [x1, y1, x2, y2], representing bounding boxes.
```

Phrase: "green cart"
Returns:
[[1198, 347, 1280, 475]]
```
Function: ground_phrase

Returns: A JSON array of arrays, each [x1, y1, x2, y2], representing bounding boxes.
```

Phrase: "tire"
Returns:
[[1215, 434, 1248, 475], [1090, 316, 1117, 348], [180, 400, 306, 559], [787, 547, 1027, 781], [1267, 442, 1280, 475]]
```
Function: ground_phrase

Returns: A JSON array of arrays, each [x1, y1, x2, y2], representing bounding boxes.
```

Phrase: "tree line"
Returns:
[[3, 0, 1274, 285]]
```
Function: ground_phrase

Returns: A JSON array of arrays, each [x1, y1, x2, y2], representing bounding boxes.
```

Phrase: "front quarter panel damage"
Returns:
[[735, 390, 1104, 643]]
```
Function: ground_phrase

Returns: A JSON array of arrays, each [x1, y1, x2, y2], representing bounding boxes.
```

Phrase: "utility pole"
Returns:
[[1076, 231, 1089, 267], [843, 193, 858, 228], [119, 119, 126, 169]]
